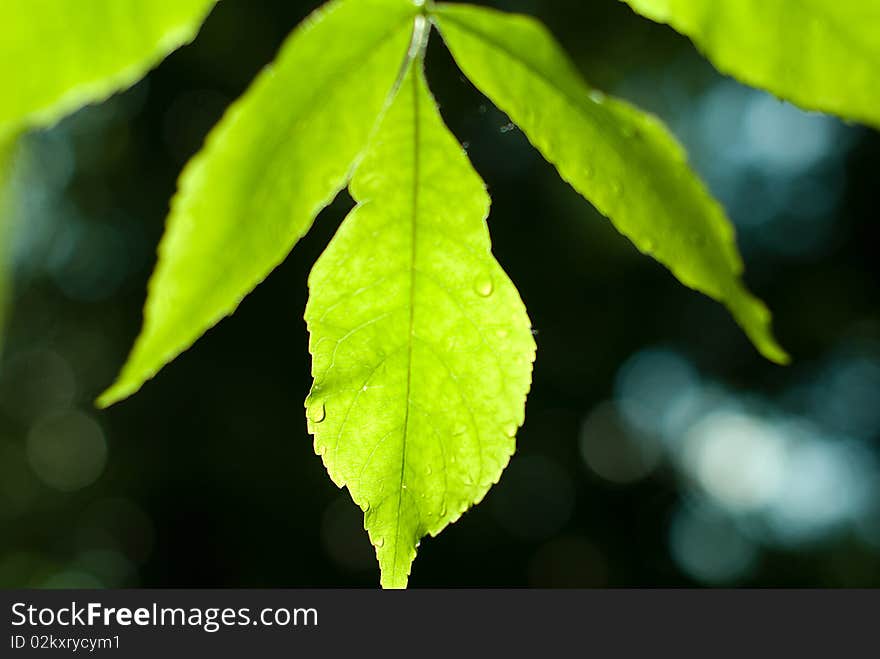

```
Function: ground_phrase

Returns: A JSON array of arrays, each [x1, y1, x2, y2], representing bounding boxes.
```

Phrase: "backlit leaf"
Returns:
[[305, 55, 535, 588], [99, 0, 421, 406], [621, 0, 880, 129], [434, 3, 788, 364], [0, 0, 218, 134]]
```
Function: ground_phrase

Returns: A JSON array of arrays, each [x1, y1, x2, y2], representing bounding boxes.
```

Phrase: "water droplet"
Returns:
[[504, 423, 518, 439], [462, 141, 471, 150], [375, 537, 385, 548], [360, 499, 371, 512], [316, 444, 327, 456], [426, 465, 433, 475], [308, 402, 326, 423], [589, 89, 606, 103], [402, 482, 408, 490], [500, 122, 516, 134], [496, 328, 509, 339], [440, 503, 448, 516], [474, 275, 494, 297], [643, 238, 657, 253]]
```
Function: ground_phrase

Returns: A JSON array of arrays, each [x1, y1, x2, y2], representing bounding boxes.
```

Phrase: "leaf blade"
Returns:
[[0, 0, 217, 133], [305, 58, 535, 588], [99, 0, 420, 407], [620, 0, 880, 129], [434, 3, 788, 364]]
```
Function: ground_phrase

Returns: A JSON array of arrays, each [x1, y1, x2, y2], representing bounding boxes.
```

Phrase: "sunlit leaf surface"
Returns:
[[435, 3, 788, 364], [305, 58, 535, 588], [99, 0, 420, 406], [0, 0, 218, 134]]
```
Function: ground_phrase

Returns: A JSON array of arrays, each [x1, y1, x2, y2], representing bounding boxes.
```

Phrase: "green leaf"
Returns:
[[0, 135, 19, 351], [620, 0, 880, 129], [99, 0, 421, 407], [433, 3, 788, 364], [0, 0, 218, 134], [304, 55, 536, 588]]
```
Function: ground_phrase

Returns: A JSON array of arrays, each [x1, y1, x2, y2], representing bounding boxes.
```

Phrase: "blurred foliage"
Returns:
[[0, 0, 216, 134], [0, 0, 878, 587], [622, 0, 880, 128]]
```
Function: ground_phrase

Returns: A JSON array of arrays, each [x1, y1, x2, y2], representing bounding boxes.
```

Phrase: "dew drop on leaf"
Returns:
[[473, 275, 494, 297], [504, 423, 518, 439], [308, 402, 326, 423], [375, 537, 385, 548]]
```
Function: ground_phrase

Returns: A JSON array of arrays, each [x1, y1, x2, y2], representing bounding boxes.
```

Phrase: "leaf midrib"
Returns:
[[394, 66, 422, 585]]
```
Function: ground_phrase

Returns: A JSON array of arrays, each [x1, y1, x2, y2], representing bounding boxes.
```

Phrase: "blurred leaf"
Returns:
[[620, 0, 880, 129], [99, 0, 420, 406], [0, 135, 18, 351], [434, 3, 788, 364], [305, 58, 535, 588], [0, 0, 218, 134]]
